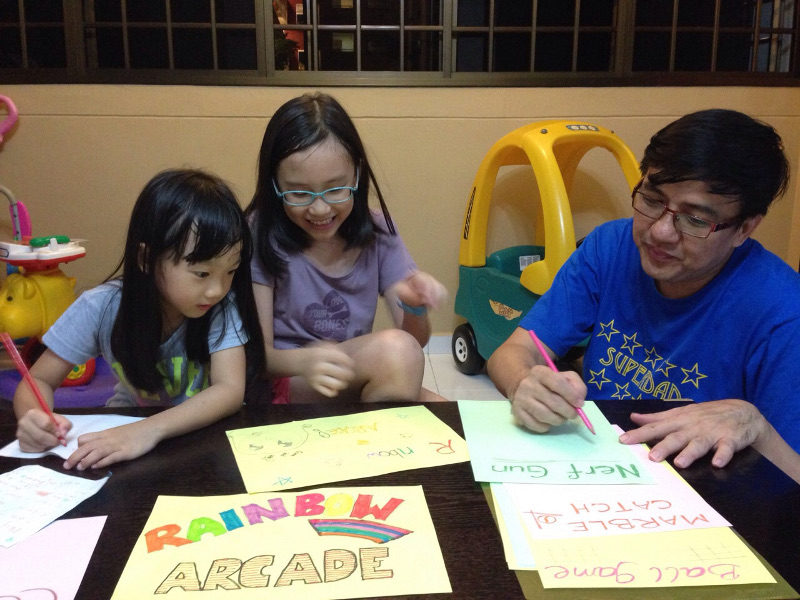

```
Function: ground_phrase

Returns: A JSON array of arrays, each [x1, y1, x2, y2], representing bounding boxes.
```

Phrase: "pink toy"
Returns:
[[0, 94, 17, 144], [0, 95, 31, 241]]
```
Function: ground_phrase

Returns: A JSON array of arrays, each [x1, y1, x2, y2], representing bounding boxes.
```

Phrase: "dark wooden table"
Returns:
[[1, 400, 798, 599]]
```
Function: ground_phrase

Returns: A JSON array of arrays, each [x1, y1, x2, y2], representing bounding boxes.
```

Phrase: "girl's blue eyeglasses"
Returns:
[[272, 170, 360, 207]]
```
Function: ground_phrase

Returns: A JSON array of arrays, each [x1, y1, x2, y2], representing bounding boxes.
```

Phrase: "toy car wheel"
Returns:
[[452, 323, 485, 375]]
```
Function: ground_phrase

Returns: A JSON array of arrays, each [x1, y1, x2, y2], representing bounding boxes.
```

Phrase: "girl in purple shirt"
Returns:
[[246, 93, 446, 403]]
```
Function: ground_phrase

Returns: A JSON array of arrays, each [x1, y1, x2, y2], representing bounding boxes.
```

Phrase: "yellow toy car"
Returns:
[[453, 120, 640, 374]]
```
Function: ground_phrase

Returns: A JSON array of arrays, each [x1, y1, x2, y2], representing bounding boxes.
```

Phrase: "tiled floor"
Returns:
[[422, 336, 505, 402]]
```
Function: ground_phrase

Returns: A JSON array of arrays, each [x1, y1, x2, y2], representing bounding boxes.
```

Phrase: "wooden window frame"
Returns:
[[0, 0, 797, 86]]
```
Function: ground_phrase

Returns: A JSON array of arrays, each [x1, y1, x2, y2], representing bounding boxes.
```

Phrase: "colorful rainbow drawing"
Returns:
[[308, 518, 413, 544]]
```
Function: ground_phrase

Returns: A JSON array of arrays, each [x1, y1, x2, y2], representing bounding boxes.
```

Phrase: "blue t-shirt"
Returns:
[[43, 281, 247, 407], [520, 218, 800, 451]]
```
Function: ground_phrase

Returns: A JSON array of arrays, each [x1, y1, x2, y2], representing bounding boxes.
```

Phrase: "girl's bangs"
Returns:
[[169, 203, 246, 263]]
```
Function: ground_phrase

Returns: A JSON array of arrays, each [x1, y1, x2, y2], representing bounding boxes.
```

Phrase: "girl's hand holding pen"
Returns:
[[16, 408, 72, 452]]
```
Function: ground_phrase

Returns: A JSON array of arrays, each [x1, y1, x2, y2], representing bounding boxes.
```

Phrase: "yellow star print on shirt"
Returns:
[[588, 368, 611, 390], [621, 332, 642, 355], [644, 346, 663, 369], [657, 358, 676, 377], [681, 363, 708, 388], [611, 382, 632, 399], [597, 320, 620, 342]]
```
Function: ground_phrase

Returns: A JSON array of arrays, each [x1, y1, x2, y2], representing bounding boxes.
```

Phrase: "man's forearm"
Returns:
[[753, 423, 800, 484]]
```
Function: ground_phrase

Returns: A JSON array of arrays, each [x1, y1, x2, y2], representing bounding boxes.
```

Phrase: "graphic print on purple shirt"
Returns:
[[304, 290, 351, 341], [249, 212, 416, 349]]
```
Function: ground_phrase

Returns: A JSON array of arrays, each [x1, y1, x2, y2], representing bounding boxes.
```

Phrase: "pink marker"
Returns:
[[528, 329, 595, 435]]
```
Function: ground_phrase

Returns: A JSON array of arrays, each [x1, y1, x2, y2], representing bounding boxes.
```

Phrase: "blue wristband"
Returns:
[[397, 299, 428, 316]]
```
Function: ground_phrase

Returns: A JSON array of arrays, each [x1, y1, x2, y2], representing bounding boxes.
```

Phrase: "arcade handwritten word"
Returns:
[[155, 547, 394, 593]]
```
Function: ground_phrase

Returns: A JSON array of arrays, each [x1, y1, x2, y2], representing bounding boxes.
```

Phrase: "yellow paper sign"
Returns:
[[226, 406, 469, 493], [112, 486, 451, 599], [531, 527, 775, 588]]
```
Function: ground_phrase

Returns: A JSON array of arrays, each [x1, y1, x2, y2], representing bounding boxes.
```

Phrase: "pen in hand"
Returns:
[[1, 332, 67, 446], [527, 329, 595, 435]]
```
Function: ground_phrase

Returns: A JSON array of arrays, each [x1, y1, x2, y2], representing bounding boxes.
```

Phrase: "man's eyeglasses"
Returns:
[[631, 182, 740, 239], [273, 170, 360, 207]]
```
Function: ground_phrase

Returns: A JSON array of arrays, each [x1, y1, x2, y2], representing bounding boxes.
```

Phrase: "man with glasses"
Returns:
[[488, 109, 800, 482]]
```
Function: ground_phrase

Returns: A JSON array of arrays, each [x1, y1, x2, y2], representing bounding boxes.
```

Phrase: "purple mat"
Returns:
[[0, 356, 117, 408]]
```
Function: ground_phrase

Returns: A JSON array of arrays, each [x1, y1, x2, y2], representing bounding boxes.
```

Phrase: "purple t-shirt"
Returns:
[[250, 214, 416, 349]]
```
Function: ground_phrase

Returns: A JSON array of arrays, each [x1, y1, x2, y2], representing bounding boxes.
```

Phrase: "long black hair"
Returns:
[[109, 168, 265, 393], [245, 92, 395, 278]]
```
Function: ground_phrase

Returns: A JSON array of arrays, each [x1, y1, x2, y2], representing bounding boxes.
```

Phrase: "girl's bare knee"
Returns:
[[372, 329, 424, 374], [355, 329, 425, 402]]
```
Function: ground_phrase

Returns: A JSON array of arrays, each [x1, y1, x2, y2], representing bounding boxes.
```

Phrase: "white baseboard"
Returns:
[[425, 334, 451, 355]]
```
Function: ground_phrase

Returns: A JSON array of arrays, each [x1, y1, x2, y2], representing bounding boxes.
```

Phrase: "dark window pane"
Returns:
[[535, 32, 572, 71], [26, 26, 65, 67], [494, 32, 530, 71], [633, 31, 670, 70], [577, 31, 612, 71], [495, 0, 531, 27], [171, 0, 211, 23], [23, 0, 62, 23], [405, 1, 440, 26], [717, 33, 752, 71], [218, 29, 256, 69], [318, 30, 356, 69], [760, 1, 773, 27], [635, 0, 673, 26], [94, 0, 122, 22], [95, 26, 125, 67], [457, 0, 488, 27], [297, 32, 310, 69], [216, 0, 255, 24], [677, 0, 715, 27], [0, 2, 19, 22], [127, 3, 166, 23], [581, 0, 615, 26], [363, 0, 399, 26], [675, 32, 712, 70], [173, 28, 213, 69], [405, 30, 441, 71], [0, 28, 23, 67], [362, 30, 399, 69], [756, 33, 792, 72], [775, 34, 792, 72], [318, 1, 356, 26], [538, 0, 575, 27], [779, 3, 794, 28], [128, 27, 168, 68], [719, 1, 756, 27], [455, 33, 487, 71]]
